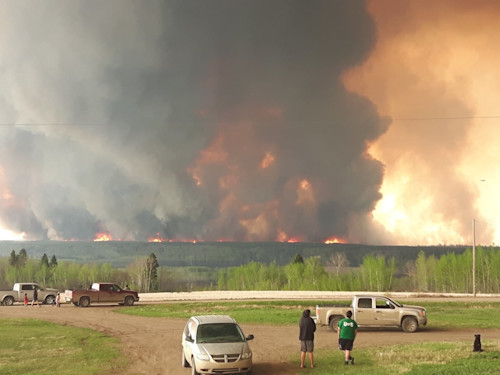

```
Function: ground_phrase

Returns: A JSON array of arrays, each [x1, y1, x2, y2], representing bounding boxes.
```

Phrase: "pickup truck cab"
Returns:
[[64, 282, 139, 307], [315, 295, 427, 333], [0, 283, 58, 306]]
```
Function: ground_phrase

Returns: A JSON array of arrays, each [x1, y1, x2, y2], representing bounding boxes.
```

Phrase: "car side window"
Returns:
[[358, 298, 372, 308], [187, 320, 197, 339]]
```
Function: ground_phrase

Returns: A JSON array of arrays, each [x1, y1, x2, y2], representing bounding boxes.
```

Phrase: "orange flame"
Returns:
[[324, 237, 345, 244], [93, 232, 112, 242]]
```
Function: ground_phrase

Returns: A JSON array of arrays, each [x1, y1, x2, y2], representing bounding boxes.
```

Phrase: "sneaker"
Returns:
[[350, 357, 355, 365], [345, 360, 349, 365]]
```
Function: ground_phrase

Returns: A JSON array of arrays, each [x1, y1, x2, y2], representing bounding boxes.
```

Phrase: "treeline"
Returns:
[[0, 250, 162, 292], [217, 247, 500, 294], [2, 247, 499, 294]]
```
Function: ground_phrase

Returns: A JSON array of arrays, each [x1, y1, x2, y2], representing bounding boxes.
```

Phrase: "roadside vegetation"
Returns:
[[0, 319, 124, 375], [0, 245, 499, 294]]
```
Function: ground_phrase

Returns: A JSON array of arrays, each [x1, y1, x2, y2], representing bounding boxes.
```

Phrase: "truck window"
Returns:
[[376, 298, 390, 308], [21, 284, 34, 291], [358, 298, 372, 308]]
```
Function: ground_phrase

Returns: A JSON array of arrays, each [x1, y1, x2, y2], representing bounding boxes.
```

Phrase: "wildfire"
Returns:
[[148, 235, 166, 242], [324, 237, 345, 244], [93, 232, 112, 242]]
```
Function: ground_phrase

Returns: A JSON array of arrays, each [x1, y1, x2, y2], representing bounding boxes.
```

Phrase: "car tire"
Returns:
[[329, 315, 342, 331], [79, 297, 91, 307], [181, 350, 189, 368], [401, 316, 418, 333], [3, 296, 14, 306], [44, 295, 56, 305], [124, 296, 135, 306]]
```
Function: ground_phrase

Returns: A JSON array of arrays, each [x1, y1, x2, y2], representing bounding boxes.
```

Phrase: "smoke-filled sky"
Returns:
[[0, 0, 498, 245]]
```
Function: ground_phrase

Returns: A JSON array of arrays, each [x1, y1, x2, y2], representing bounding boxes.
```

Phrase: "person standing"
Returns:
[[31, 287, 40, 307], [338, 310, 358, 365], [23, 293, 28, 306], [55, 292, 61, 307], [299, 309, 316, 369]]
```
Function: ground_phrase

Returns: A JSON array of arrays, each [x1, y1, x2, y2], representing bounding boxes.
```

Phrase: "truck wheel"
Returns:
[[79, 297, 91, 307], [3, 296, 15, 306], [44, 295, 55, 305], [402, 317, 418, 333], [329, 315, 342, 331], [124, 296, 135, 306], [181, 349, 189, 367]]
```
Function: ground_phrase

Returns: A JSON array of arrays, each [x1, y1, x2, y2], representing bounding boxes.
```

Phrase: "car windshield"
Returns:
[[197, 323, 245, 344]]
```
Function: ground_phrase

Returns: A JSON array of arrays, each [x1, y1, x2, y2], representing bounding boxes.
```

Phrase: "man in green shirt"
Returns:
[[337, 310, 358, 365]]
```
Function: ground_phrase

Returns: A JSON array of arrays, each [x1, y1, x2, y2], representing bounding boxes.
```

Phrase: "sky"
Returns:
[[0, 0, 498, 245]]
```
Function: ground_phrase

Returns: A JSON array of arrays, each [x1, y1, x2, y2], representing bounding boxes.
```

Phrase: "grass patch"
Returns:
[[120, 300, 500, 329], [292, 339, 500, 374], [120, 300, 319, 324], [0, 319, 125, 375]]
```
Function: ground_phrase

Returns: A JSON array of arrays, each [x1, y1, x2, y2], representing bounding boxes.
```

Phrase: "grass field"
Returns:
[[299, 340, 500, 375], [119, 300, 500, 329], [0, 319, 124, 375]]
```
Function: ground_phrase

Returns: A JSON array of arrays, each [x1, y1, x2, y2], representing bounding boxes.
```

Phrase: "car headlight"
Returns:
[[195, 353, 210, 361], [241, 352, 252, 360], [420, 310, 426, 317]]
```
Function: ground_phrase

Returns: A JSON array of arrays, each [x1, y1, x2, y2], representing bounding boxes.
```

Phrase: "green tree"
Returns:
[[9, 250, 17, 266], [49, 255, 58, 268]]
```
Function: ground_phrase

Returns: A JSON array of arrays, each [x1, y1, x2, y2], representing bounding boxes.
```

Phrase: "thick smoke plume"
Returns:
[[0, 1, 389, 242]]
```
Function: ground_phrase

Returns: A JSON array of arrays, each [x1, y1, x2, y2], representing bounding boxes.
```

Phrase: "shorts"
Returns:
[[338, 338, 354, 351], [300, 340, 314, 352]]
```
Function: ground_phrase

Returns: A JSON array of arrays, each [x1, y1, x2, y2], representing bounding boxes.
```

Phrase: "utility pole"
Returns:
[[472, 218, 476, 297]]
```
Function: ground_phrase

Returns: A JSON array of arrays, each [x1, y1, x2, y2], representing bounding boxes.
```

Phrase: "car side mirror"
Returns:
[[185, 335, 194, 343], [246, 334, 254, 341]]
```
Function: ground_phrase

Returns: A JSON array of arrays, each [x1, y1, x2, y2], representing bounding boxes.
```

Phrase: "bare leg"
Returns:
[[300, 351, 306, 368], [309, 352, 314, 368]]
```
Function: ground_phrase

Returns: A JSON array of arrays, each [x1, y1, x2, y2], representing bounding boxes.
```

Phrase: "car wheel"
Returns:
[[181, 350, 189, 368], [402, 316, 418, 333], [44, 295, 55, 305], [79, 297, 91, 307], [124, 296, 135, 306], [329, 315, 342, 331], [191, 358, 199, 375], [3, 296, 14, 306]]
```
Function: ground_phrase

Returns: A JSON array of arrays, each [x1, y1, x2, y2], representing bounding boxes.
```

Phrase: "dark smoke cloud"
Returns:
[[0, 0, 388, 242]]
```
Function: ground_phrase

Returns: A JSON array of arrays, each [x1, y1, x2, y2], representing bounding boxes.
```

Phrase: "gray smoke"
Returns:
[[0, 0, 388, 242]]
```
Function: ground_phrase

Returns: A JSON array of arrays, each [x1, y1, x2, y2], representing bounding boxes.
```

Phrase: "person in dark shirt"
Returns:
[[299, 309, 316, 369]]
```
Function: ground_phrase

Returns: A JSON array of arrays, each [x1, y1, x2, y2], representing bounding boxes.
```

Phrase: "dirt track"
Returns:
[[1, 296, 499, 375]]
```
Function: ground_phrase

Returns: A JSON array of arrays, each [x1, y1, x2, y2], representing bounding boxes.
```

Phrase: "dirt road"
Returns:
[[1, 299, 499, 375]]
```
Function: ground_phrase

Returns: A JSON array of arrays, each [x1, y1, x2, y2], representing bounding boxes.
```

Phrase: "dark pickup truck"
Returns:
[[64, 282, 139, 307]]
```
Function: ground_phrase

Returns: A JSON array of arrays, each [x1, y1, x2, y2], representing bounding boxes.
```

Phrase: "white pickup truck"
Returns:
[[0, 283, 59, 306], [315, 295, 427, 333]]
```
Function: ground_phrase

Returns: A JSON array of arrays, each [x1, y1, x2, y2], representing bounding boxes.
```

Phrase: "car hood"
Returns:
[[197, 342, 249, 356]]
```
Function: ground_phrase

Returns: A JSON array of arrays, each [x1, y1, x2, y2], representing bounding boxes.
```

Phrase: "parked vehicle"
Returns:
[[181, 315, 254, 375], [0, 283, 59, 306], [64, 282, 139, 307], [315, 295, 427, 333]]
